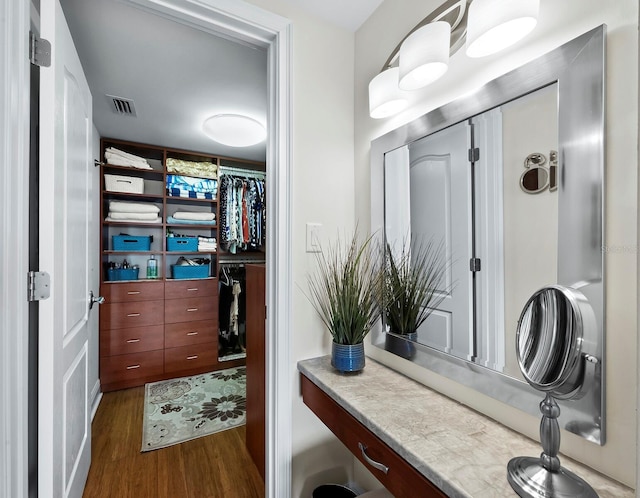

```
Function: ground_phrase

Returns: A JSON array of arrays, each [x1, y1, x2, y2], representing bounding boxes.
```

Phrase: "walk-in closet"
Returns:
[[57, 0, 269, 493]]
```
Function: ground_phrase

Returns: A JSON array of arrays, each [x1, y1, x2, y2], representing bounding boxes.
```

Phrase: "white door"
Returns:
[[408, 121, 474, 359], [39, 0, 96, 496]]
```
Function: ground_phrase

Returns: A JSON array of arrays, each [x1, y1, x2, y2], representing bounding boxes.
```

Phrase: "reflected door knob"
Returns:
[[89, 291, 105, 310]]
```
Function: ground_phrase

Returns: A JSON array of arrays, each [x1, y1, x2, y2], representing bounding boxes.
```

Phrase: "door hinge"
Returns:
[[468, 147, 480, 162], [29, 31, 51, 67], [28, 271, 51, 302], [469, 258, 481, 272]]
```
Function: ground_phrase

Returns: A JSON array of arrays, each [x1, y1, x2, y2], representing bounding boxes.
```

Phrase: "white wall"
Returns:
[[242, 1, 357, 495], [355, 0, 638, 488]]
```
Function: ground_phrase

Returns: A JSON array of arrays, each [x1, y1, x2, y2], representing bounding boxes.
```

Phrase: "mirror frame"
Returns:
[[370, 25, 605, 444]]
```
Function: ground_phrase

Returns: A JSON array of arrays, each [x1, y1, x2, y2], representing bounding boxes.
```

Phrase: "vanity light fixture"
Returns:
[[466, 0, 539, 58], [398, 21, 451, 91], [202, 114, 266, 147], [368, 0, 539, 119]]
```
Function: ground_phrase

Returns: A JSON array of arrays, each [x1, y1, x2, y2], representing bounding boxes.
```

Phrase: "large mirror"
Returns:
[[370, 26, 605, 443]]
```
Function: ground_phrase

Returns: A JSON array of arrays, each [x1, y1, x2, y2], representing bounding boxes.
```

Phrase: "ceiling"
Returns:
[[60, 0, 381, 162]]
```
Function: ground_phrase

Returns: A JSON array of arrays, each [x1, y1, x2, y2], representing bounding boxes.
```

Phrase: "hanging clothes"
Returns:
[[219, 173, 266, 253]]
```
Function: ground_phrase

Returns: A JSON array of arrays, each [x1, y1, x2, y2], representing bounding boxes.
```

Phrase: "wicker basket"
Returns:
[[104, 174, 144, 194]]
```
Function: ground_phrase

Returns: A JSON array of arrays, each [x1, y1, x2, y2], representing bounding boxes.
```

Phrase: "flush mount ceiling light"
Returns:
[[466, 0, 539, 58], [368, 0, 539, 119], [202, 114, 266, 147], [399, 21, 451, 91]]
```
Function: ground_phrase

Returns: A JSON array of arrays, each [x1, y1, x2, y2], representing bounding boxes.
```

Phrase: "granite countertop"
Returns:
[[298, 356, 634, 498]]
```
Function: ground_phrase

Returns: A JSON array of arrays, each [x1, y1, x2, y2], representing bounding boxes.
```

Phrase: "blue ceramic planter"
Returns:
[[385, 331, 418, 360], [331, 342, 365, 373]]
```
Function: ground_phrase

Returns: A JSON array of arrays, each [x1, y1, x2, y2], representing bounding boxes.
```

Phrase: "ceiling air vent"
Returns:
[[106, 94, 137, 117]]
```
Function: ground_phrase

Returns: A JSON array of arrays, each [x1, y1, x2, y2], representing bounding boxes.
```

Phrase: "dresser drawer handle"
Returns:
[[186, 355, 198, 360], [126, 339, 141, 343], [187, 288, 199, 292], [358, 443, 389, 474], [127, 313, 141, 317], [127, 291, 141, 295], [187, 331, 199, 336], [126, 364, 141, 370], [186, 308, 198, 312]]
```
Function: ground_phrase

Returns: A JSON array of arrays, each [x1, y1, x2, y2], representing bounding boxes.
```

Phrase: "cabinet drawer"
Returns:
[[100, 300, 165, 329], [165, 278, 218, 300], [164, 344, 216, 374], [301, 375, 447, 498], [101, 281, 164, 303], [100, 350, 164, 383], [100, 324, 164, 356], [164, 296, 217, 324], [165, 320, 217, 348]]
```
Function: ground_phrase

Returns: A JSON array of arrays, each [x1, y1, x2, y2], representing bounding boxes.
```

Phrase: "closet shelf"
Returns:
[[165, 196, 217, 204], [166, 223, 217, 229], [102, 192, 164, 201], [103, 221, 164, 228], [101, 164, 164, 178]]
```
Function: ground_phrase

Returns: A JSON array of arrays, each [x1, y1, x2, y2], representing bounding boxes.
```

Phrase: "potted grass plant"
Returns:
[[307, 231, 382, 373], [383, 239, 449, 359]]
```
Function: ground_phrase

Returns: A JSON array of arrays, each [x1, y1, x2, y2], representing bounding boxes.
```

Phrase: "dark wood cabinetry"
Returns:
[[99, 138, 265, 391], [245, 264, 266, 480]]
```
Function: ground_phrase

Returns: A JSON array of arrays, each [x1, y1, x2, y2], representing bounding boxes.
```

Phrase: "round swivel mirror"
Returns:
[[508, 285, 598, 498]]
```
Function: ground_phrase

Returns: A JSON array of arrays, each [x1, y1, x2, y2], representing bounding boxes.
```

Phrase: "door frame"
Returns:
[[0, 0, 293, 496]]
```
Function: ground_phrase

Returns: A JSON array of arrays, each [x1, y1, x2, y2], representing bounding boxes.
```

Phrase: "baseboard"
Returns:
[[90, 380, 102, 420]]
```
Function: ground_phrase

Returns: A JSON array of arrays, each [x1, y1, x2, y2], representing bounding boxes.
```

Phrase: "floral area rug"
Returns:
[[141, 366, 246, 452]]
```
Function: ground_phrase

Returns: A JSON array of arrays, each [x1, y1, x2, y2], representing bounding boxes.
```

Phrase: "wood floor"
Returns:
[[82, 386, 265, 498]]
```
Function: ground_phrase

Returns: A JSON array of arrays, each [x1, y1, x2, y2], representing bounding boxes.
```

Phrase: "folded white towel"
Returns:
[[105, 147, 151, 166], [107, 211, 159, 221], [105, 153, 152, 170], [109, 201, 159, 214], [172, 211, 216, 221], [106, 215, 161, 223]]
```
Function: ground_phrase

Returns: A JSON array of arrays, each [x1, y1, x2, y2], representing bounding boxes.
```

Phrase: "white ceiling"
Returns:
[[284, 0, 384, 32], [60, 0, 381, 162], [60, 0, 268, 162]]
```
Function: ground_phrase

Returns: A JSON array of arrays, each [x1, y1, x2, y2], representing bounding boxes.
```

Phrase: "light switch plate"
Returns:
[[306, 223, 322, 253]]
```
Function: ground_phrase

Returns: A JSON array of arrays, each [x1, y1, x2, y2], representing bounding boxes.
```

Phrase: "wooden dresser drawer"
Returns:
[[301, 374, 447, 498], [100, 324, 164, 356], [165, 320, 217, 348], [100, 300, 165, 330], [164, 344, 216, 374], [100, 350, 164, 383], [101, 281, 164, 303], [164, 296, 217, 324], [165, 278, 218, 300]]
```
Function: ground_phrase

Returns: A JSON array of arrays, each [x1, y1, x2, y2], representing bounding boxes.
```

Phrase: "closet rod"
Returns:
[[219, 166, 266, 179], [219, 258, 266, 265]]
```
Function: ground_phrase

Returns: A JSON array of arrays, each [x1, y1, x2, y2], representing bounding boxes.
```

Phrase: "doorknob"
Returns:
[[89, 290, 105, 310]]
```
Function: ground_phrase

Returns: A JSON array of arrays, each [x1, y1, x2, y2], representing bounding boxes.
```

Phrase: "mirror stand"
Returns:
[[507, 285, 599, 497], [507, 393, 597, 497]]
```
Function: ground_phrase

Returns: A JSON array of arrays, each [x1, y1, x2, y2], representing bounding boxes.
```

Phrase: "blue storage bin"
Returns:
[[106, 267, 140, 281], [112, 235, 152, 251], [171, 264, 209, 279], [167, 237, 198, 252]]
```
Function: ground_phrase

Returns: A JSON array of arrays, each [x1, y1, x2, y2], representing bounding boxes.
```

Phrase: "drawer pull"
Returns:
[[127, 291, 141, 295], [187, 288, 199, 292], [126, 338, 141, 343], [358, 442, 389, 474], [127, 313, 141, 317], [126, 364, 141, 370], [187, 331, 199, 336], [187, 308, 198, 312], [186, 355, 198, 360]]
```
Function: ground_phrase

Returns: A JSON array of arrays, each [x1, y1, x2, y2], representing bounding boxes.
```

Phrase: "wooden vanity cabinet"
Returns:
[[301, 374, 447, 498]]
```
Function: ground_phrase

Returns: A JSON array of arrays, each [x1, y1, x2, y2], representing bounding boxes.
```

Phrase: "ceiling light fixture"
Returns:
[[368, 0, 539, 119], [202, 114, 266, 147]]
